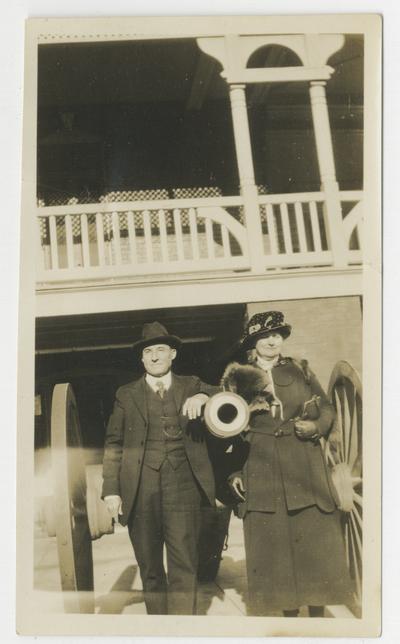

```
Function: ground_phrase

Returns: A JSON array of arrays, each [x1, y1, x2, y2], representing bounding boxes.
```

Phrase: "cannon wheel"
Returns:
[[326, 361, 362, 613], [51, 383, 95, 613]]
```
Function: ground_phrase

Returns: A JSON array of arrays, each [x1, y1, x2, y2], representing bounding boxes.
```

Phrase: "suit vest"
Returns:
[[143, 382, 188, 471]]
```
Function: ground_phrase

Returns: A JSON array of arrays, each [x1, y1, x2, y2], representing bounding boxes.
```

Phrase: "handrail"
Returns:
[[257, 191, 325, 205], [339, 190, 363, 201], [37, 195, 244, 217], [36, 189, 364, 280]]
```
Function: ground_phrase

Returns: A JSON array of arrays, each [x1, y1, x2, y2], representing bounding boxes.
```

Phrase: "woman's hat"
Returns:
[[132, 321, 182, 354], [240, 311, 292, 350]]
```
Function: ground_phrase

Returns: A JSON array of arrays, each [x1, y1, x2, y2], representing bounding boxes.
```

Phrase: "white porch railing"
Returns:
[[258, 190, 363, 269], [340, 191, 363, 265], [36, 190, 363, 283], [36, 196, 250, 282]]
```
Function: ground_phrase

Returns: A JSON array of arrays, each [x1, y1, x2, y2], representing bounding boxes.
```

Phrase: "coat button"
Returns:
[[274, 429, 283, 437]]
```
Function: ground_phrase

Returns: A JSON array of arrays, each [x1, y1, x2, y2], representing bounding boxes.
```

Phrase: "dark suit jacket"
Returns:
[[102, 373, 218, 526]]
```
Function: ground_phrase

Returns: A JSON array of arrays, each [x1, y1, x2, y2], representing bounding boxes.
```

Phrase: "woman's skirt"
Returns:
[[243, 476, 355, 615]]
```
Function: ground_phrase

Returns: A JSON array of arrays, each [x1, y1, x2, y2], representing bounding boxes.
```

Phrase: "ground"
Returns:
[[34, 514, 353, 618]]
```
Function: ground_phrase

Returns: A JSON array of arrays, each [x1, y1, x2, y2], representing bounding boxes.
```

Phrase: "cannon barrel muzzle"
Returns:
[[203, 391, 250, 439]]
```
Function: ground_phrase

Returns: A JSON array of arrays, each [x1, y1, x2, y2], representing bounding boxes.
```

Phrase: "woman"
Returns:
[[228, 310, 354, 617]]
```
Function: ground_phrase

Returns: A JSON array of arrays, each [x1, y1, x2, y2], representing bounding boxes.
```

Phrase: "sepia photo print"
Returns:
[[17, 14, 381, 637]]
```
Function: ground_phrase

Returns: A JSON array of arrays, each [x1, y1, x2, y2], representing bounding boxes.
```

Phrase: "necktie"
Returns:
[[155, 380, 165, 399]]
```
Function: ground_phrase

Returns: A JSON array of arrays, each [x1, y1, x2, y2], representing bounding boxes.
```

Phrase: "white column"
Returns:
[[229, 83, 265, 273], [309, 81, 347, 267]]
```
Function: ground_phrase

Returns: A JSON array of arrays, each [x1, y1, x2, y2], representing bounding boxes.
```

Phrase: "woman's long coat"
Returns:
[[237, 356, 339, 518], [232, 356, 354, 613]]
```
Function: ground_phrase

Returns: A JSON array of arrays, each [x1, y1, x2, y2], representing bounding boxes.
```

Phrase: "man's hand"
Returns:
[[182, 393, 209, 419], [294, 419, 319, 440], [228, 474, 246, 501], [104, 495, 123, 521]]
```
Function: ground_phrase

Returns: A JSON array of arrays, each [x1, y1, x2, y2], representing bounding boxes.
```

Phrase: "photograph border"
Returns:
[[16, 13, 381, 638]]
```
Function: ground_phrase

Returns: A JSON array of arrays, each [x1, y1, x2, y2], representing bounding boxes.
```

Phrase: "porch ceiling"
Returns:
[[35, 303, 246, 353], [38, 35, 363, 109]]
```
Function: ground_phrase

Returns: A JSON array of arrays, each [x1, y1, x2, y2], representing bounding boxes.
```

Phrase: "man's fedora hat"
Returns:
[[240, 311, 292, 350], [132, 321, 182, 354]]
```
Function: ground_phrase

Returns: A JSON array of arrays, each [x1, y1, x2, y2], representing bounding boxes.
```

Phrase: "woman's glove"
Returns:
[[294, 419, 321, 442], [227, 473, 246, 501]]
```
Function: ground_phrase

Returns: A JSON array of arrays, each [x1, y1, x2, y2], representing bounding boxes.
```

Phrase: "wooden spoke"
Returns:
[[351, 502, 363, 534], [325, 443, 336, 467], [343, 520, 350, 569], [343, 386, 353, 464], [349, 512, 362, 551], [334, 388, 345, 462], [336, 385, 348, 461], [51, 383, 94, 613], [327, 361, 363, 615], [347, 382, 361, 471], [348, 518, 362, 605]]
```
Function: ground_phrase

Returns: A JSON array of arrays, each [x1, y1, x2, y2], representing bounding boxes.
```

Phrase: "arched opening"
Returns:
[[245, 45, 316, 194], [327, 35, 364, 190], [247, 44, 303, 69], [245, 37, 363, 195]]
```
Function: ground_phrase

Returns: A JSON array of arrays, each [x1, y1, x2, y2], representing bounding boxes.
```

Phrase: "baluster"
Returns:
[[173, 209, 185, 261], [279, 203, 293, 254], [65, 214, 74, 268], [310, 201, 322, 252], [143, 210, 153, 263], [205, 217, 215, 258], [127, 211, 137, 264], [37, 217, 45, 271], [81, 214, 91, 267], [96, 213, 106, 266], [105, 215, 113, 266], [221, 225, 231, 258], [266, 204, 278, 255], [49, 215, 59, 269], [356, 208, 362, 250], [112, 212, 122, 265], [158, 209, 168, 262], [189, 208, 200, 260], [294, 201, 307, 253]]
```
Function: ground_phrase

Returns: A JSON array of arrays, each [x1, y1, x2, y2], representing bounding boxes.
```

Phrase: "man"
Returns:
[[102, 321, 218, 615]]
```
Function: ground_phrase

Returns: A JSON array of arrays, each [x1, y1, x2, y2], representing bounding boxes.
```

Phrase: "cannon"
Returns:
[[35, 383, 114, 613], [34, 360, 363, 615]]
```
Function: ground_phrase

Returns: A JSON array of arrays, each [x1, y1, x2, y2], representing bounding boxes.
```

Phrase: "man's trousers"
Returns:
[[128, 457, 202, 614]]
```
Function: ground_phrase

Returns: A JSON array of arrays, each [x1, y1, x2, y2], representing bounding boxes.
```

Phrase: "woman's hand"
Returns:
[[228, 474, 246, 501], [294, 419, 320, 441]]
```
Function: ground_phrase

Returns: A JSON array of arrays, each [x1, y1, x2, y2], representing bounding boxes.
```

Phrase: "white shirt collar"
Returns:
[[145, 371, 172, 392], [256, 355, 279, 371]]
